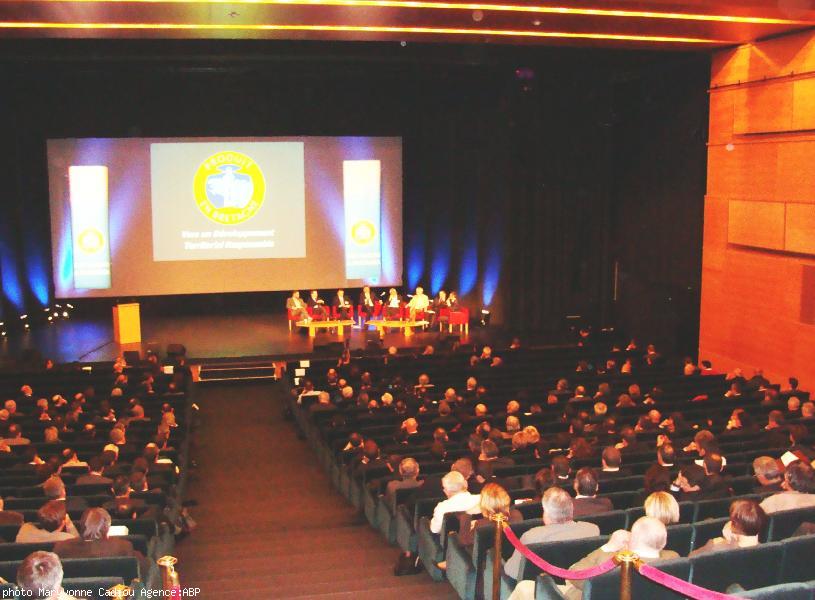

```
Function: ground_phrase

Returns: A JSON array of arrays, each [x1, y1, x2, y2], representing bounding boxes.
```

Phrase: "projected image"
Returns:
[[151, 142, 306, 262], [47, 136, 403, 298]]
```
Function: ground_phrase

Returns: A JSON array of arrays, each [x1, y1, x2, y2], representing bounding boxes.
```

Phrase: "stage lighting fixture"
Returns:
[[62, 311, 69, 318], [19, 314, 27, 320], [66, 304, 74, 309], [47, 316, 53, 323], [480, 309, 491, 327]]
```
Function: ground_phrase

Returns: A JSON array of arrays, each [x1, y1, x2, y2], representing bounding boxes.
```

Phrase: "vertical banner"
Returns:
[[343, 160, 382, 282], [69, 166, 112, 289]]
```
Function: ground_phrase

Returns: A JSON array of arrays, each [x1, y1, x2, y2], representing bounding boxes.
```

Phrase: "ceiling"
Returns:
[[0, 0, 813, 48]]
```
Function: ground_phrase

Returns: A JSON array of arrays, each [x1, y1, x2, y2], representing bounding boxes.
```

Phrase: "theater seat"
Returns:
[[665, 523, 694, 556], [579, 511, 626, 535], [690, 517, 729, 551], [535, 574, 566, 600], [768, 507, 815, 541], [780, 534, 815, 583], [690, 543, 784, 592], [733, 581, 813, 600], [500, 535, 610, 586], [582, 556, 690, 600]]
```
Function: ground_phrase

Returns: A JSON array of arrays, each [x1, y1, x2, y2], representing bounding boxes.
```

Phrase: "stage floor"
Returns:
[[0, 313, 497, 364]]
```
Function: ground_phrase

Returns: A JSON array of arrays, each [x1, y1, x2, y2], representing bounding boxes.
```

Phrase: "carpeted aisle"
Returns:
[[175, 382, 458, 599]]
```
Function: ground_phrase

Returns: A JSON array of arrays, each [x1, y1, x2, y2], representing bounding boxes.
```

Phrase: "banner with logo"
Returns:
[[69, 166, 112, 289], [343, 160, 382, 282]]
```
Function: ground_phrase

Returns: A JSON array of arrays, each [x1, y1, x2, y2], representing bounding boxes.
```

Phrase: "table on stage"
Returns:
[[296, 319, 355, 337], [369, 319, 429, 338]]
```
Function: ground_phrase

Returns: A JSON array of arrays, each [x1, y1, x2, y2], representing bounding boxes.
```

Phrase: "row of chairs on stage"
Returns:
[[287, 302, 471, 333]]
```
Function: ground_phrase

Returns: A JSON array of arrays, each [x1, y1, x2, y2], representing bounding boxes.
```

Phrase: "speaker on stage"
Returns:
[[167, 344, 187, 359]]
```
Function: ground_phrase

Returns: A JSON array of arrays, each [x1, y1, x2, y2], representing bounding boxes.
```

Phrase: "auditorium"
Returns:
[[0, 1, 814, 598]]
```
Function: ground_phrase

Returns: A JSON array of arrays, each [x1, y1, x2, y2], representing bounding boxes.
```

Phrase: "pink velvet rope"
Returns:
[[502, 525, 618, 580], [638, 562, 740, 600]]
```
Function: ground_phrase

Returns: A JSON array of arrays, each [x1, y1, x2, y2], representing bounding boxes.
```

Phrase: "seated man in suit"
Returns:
[[286, 291, 310, 322], [54, 508, 149, 574], [572, 468, 613, 517], [752, 456, 785, 494], [385, 458, 423, 511], [760, 460, 815, 513], [43, 476, 89, 514], [308, 290, 328, 320], [332, 289, 353, 320], [598, 446, 632, 479], [503, 487, 600, 581], [358, 286, 377, 323], [16, 501, 79, 543], [16, 551, 80, 600], [75, 456, 113, 487], [476, 439, 515, 480]]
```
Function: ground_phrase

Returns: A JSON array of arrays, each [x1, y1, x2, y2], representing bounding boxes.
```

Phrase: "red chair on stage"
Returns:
[[331, 304, 355, 321], [286, 308, 301, 331], [448, 307, 470, 334], [357, 301, 382, 326]]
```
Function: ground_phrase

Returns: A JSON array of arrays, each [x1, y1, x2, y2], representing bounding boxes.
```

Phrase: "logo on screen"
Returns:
[[193, 151, 266, 225], [351, 220, 376, 245], [77, 228, 105, 254]]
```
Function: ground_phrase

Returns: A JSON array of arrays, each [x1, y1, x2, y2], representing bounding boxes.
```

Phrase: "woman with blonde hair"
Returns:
[[644, 491, 680, 525], [456, 483, 522, 548]]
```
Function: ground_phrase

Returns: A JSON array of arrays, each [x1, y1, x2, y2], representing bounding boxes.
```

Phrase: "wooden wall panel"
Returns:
[[786, 203, 815, 255], [776, 141, 815, 203], [792, 78, 815, 131], [711, 33, 815, 88], [708, 90, 734, 145], [701, 28, 815, 389], [707, 143, 778, 201], [733, 81, 793, 134]]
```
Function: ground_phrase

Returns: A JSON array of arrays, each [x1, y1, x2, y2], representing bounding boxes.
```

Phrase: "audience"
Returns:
[[17, 551, 78, 600], [690, 499, 767, 555], [429, 471, 480, 534]]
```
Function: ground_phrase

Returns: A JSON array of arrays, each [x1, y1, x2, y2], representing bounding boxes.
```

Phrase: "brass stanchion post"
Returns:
[[490, 513, 507, 600], [614, 550, 639, 600], [157, 555, 181, 598]]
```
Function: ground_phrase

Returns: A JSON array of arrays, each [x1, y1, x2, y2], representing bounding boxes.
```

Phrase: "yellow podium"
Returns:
[[113, 303, 141, 344]]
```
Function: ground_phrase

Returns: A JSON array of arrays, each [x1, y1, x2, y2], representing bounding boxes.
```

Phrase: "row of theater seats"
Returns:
[[289, 345, 815, 599], [0, 363, 193, 597]]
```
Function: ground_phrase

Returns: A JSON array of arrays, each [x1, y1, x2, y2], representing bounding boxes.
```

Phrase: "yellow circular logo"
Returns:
[[351, 220, 376, 245], [77, 228, 105, 254], [193, 151, 266, 225]]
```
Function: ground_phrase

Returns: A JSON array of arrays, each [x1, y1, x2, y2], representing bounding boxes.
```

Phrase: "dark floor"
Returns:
[[175, 382, 458, 599]]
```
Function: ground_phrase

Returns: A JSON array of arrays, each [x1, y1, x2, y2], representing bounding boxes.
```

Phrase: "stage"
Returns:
[[0, 312, 502, 365]]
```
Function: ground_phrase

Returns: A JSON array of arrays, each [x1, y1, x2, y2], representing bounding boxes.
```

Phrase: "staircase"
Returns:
[[197, 360, 279, 383]]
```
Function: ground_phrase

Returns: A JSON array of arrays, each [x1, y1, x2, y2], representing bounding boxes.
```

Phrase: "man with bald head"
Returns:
[[429, 471, 480, 534], [385, 458, 423, 510], [504, 487, 599, 581]]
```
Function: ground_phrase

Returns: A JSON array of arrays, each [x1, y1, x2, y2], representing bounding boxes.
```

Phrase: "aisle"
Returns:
[[175, 382, 457, 599]]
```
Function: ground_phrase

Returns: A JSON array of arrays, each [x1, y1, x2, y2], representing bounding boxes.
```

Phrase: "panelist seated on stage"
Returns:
[[385, 288, 402, 319], [308, 290, 328, 320], [286, 291, 311, 322], [358, 286, 378, 322], [332, 289, 353, 320], [447, 290, 461, 311], [431, 290, 451, 326], [406, 286, 430, 321]]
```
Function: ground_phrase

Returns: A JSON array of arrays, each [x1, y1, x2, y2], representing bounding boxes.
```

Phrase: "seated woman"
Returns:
[[286, 291, 310, 322], [690, 499, 766, 556], [453, 482, 523, 553], [385, 288, 401, 319]]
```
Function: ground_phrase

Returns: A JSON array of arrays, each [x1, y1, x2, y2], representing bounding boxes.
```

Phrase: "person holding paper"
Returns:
[[333, 289, 353, 320], [358, 286, 377, 324], [309, 290, 328, 320], [385, 288, 401, 319]]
